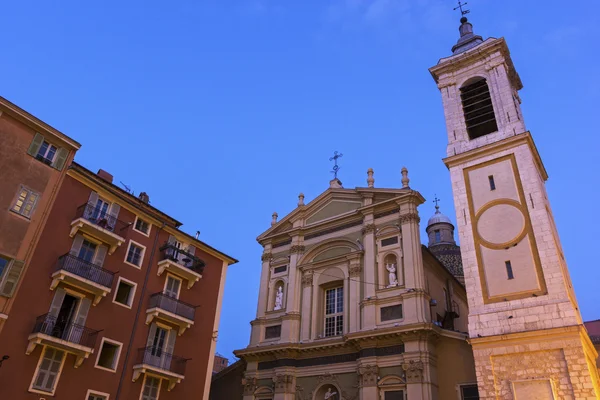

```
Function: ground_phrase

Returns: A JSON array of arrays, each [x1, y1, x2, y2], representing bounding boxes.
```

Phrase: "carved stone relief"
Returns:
[[402, 360, 424, 383], [357, 364, 379, 387]]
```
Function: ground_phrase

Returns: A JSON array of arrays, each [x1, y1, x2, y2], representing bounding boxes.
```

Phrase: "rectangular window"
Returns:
[[384, 391, 404, 400], [36, 141, 58, 164], [460, 78, 498, 140], [125, 241, 145, 268], [460, 384, 480, 400], [324, 286, 343, 337], [488, 175, 496, 191], [87, 391, 108, 400], [78, 240, 98, 263], [11, 186, 39, 218], [434, 230, 441, 243], [273, 265, 287, 274], [380, 304, 403, 322], [265, 325, 282, 339], [141, 375, 161, 400], [164, 275, 181, 299], [0, 256, 9, 281], [381, 236, 399, 247], [31, 347, 65, 394], [95, 338, 122, 372], [113, 278, 136, 308], [505, 260, 514, 280], [134, 217, 151, 236]]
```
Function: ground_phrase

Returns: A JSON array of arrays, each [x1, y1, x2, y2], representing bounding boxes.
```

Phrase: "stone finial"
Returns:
[[329, 178, 343, 189], [271, 212, 278, 226], [401, 167, 410, 188], [367, 168, 374, 188], [298, 193, 305, 206]]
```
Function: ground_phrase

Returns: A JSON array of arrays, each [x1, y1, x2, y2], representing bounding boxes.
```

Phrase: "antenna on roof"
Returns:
[[120, 181, 135, 196]]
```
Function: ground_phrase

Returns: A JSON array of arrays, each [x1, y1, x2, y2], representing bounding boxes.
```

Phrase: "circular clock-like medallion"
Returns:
[[476, 200, 527, 249]]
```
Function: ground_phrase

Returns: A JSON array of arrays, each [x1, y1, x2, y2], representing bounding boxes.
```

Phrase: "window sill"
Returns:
[[94, 364, 118, 373], [9, 209, 32, 221], [123, 260, 142, 269], [112, 300, 133, 309], [132, 227, 151, 237], [29, 387, 55, 397]]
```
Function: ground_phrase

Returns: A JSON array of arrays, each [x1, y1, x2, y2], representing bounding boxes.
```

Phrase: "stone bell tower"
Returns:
[[429, 16, 600, 399]]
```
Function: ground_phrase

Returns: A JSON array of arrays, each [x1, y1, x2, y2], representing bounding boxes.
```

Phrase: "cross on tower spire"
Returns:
[[453, 0, 470, 17], [433, 195, 441, 214]]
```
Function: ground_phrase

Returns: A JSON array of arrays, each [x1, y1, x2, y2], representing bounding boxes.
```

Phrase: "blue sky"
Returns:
[[2, 1, 599, 360]]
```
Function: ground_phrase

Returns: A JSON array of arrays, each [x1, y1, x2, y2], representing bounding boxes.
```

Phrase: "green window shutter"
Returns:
[[70, 235, 84, 257], [74, 297, 92, 327], [27, 133, 44, 157], [0, 260, 25, 297], [48, 288, 66, 317], [52, 147, 68, 171], [146, 323, 158, 348], [93, 245, 108, 267]]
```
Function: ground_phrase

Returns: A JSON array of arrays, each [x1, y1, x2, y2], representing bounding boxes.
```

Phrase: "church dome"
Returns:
[[427, 209, 453, 227]]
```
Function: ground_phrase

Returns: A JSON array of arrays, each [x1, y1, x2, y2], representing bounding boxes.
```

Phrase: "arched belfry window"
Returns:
[[460, 77, 498, 140]]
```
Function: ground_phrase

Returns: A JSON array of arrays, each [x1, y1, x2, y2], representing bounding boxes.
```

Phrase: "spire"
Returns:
[[451, 16, 483, 54], [433, 194, 441, 214]]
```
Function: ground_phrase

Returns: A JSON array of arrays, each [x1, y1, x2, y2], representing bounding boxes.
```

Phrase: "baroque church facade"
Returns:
[[230, 15, 600, 400]]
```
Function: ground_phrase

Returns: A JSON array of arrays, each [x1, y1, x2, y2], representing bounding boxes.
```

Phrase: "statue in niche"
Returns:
[[386, 262, 399, 287], [274, 286, 284, 310], [324, 387, 337, 399]]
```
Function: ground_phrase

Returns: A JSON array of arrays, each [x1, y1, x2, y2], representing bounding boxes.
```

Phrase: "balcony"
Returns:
[[69, 202, 127, 254], [145, 293, 195, 336], [132, 346, 188, 391], [157, 243, 206, 289], [50, 254, 115, 305], [26, 314, 100, 367]]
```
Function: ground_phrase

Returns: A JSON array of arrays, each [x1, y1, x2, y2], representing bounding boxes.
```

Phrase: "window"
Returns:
[[460, 78, 498, 140], [125, 241, 145, 268], [27, 133, 68, 170], [273, 265, 287, 274], [460, 384, 480, 400], [0, 258, 25, 298], [30, 347, 65, 394], [95, 338, 122, 372], [488, 175, 496, 191], [141, 375, 161, 400], [11, 186, 39, 218], [324, 287, 343, 337], [434, 230, 441, 243], [79, 239, 98, 263], [381, 236, 399, 247], [0, 256, 9, 281], [381, 304, 403, 322], [134, 217, 151, 236], [164, 275, 181, 299], [113, 277, 136, 308], [505, 260, 514, 280], [37, 141, 58, 164], [384, 391, 404, 400], [265, 325, 281, 339], [86, 390, 109, 400]]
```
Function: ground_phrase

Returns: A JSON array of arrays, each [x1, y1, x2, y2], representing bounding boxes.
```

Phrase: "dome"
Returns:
[[427, 210, 453, 227]]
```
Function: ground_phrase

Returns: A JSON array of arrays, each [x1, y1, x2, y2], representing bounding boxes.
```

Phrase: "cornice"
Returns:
[[443, 131, 548, 181]]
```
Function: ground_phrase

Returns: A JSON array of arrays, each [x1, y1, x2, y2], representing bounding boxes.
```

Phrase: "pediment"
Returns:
[[305, 199, 362, 225]]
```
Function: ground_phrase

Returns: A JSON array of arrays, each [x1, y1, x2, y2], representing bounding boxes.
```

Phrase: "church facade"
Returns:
[[234, 174, 477, 400]]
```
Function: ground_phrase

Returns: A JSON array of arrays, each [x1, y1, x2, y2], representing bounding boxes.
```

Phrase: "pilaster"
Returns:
[[300, 270, 313, 341], [361, 215, 377, 330]]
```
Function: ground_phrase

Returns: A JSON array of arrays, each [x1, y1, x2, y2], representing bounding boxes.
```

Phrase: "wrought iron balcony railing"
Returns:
[[136, 346, 188, 376], [56, 253, 115, 288], [75, 202, 128, 233], [148, 292, 195, 321], [159, 243, 206, 274], [32, 314, 100, 349]]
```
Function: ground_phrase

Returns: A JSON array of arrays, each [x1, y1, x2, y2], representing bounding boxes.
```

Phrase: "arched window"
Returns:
[[460, 77, 498, 140]]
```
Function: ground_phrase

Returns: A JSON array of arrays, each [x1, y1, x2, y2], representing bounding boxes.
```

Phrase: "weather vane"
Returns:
[[329, 151, 343, 179], [454, 0, 470, 16]]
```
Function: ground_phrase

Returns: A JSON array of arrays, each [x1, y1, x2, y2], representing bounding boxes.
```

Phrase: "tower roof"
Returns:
[[451, 17, 484, 54], [427, 203, 453, 228]]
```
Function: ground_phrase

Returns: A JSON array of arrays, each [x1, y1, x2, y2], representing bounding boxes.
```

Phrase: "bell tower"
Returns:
[[430, 15, 600, 399]]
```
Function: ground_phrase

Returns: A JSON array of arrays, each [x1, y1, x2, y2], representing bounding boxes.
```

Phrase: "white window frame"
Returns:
[[28, 345, 67, 396], [10, 185, 40, 219], [124, 240, 146, 269], [324, 286, 344, 338], [37, 140, 58, 163], [112, 277, 138, 309], [139, 374, 162, 400], [133, 216, 152, 237], [85, 389, 111, 400], [163, 274, 182, 299], [94, 337, 123, 373]]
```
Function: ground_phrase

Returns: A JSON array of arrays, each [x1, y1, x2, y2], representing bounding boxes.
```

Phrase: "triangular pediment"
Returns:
[[305, 198, 362, 225]]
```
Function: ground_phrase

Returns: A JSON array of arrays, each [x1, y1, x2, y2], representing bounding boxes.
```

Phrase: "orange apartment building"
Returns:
[[0, 98, 237, 400]]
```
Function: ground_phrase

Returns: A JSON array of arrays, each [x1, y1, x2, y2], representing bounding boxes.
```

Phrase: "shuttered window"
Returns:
[[32, 347, 65, 393], [27, 133, 69, 170], [11, 186, 40, 218], [141, 376, 161, 400], [0, 259, 25, 297], [460, 78, 498, 140]]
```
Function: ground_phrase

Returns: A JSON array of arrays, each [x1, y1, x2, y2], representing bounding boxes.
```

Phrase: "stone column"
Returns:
[[300, 269, 313, 341], [348, 257, 362, 334], [242, 372, 258, 400], [281, 242, 304, 342], [361, 216, 377, 330], [358, 364, 379, 400], [402, 360, 427, 400], [256, 246, 272, 318], [273, 372, 296, 400]]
